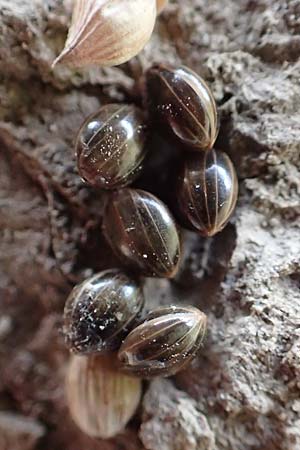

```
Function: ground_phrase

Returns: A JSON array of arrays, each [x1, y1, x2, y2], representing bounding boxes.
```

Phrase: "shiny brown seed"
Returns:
[[102, 188, 181, 278], [145, 64, 218, 150], [176, 149, 238, 236], [63, 269, 144, 354], [118, 305, 207, 378], [76, 104, 148, 189], [66, 354, 142, 439]]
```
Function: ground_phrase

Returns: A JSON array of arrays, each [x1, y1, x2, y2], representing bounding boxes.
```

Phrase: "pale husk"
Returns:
[[66, 354, 142, 438], [53, 0, 157, 68]]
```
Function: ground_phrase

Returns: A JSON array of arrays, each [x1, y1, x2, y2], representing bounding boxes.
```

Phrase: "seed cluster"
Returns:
[[64, 63, 239, 439]]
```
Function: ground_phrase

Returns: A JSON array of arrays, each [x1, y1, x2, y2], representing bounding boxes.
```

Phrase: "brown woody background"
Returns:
[[0, 1, 300, 449]]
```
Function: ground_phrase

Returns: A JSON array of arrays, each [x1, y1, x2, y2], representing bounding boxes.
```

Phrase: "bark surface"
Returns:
[[0, 1, 299, 449]]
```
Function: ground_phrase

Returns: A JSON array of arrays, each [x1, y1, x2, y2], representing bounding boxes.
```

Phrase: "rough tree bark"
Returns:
[[0, 1, 299, 449]]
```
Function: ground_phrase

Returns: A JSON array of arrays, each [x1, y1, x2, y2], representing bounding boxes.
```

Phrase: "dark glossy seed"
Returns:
[[176, 149, 238, 236], [102, 189, 181, 278], [76, 104, 148, 189], [145, 64, 218, 150], [63, 269, 144, 354], [118, 305, 207, 378]]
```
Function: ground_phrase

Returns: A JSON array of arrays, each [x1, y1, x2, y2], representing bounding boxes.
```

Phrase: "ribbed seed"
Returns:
[[76, 104, 148, 189], [63, 269, 144, 354], [145, 64, 218, 150], [176, 149, 238, 236], [66, 354, 142, 439], [102, 189, 181, 278], [118, 306, 207, 377]]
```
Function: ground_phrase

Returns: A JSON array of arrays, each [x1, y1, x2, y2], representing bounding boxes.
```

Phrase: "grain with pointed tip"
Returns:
[[76, 104, 148, 189], [53, 0, 157, 68], [102, 189, 181, 278], [66, 354, 142, 439], [176, 149, 238, 236], [145, 64, 219, 150], [118, 305, 207, 378]]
